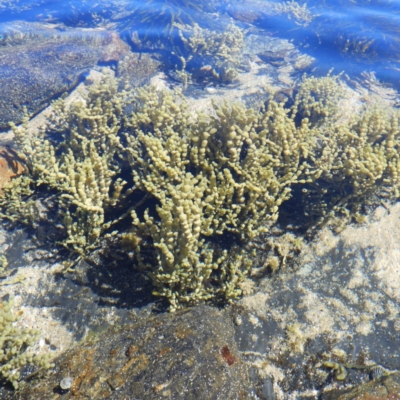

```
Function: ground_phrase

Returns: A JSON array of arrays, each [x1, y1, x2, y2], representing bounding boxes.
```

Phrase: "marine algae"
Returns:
[[2, 74, 400, 310], [0, 296, 53, 389]]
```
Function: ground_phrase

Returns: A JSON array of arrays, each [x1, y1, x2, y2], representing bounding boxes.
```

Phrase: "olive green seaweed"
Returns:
[[0, 296, 53, 389], [273, 0, 315, 27], [175, 22, 244, 84], [2, 74, 400, 310]]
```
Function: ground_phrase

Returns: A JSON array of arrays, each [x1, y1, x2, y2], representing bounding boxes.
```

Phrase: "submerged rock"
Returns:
[[322, 372, 400, 400], [230, 203, 400, 398], [8, 306, 251, 399], [0, 21, 130, 130]]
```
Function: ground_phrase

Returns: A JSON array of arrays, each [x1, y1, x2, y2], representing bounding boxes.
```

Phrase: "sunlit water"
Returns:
[[1, 0, 400, 83], [0, 0, 400, 398]]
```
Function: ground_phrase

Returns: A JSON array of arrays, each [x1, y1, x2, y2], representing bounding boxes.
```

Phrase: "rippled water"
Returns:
[[0, 1, 400, 398], [1, 0, 400, 83]]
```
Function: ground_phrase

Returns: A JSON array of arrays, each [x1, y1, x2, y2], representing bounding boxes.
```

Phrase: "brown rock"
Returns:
[[117, 52, 161, 87], [6, 306, 251, 400], [98, 31, 130, 63], [0, 146, 26, 192]]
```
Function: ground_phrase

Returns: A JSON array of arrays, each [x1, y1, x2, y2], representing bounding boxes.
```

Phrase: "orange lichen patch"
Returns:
[[69, 348, 96, 396], [121, 354, 148, 374], [109, 348, 118, 358], [220, 345, 236, 366], [0, 146, 26, 193], [153, 380, 171, 393]]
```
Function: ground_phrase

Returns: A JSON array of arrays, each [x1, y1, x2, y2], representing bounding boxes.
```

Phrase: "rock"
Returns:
[[322, 372, 400, 400], [229, 203, 400, 398], [224, 0, 276, 24], [0, 146, 26, 192], [0, 22, 130, 130], [117, 52, 162, 87], [225, 4, 263, 23], [8, 306, 251, 399]]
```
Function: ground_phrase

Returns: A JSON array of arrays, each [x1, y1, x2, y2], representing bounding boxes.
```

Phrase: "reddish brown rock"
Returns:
[[0, 146, 26, 192]]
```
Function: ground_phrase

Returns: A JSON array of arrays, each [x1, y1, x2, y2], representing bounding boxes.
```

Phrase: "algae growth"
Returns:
[[0, 296, 53, 389], [1, 73, 400, 311]]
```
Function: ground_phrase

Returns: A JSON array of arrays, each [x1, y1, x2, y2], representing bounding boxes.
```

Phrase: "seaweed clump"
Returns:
[[118, 1, 245, 86], [2, 74, 400, 310], [286, 74, 400, 227], [173, 22, 244, 85], [0, 296, 53, 389]]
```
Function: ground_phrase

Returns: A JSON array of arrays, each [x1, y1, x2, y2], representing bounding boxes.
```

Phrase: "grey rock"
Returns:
[[322, 371, 400, 400], [230, 204, 400, 398], [0, 22, 130, 130], [117, 52, 161, 88], [8, 306, 251, 399]]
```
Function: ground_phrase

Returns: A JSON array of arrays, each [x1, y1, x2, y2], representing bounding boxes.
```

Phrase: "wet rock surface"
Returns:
[[116, 52, 162, 87], [0, 146, 26, 192], [228, 204, 400, 398], [0, 22, 130, 130], [5, 306, 251, 400], [322, 372, 400, 400]]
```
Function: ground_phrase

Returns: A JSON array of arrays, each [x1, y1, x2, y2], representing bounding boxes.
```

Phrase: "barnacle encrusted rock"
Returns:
[[0, 296, 53, 389], [2, 74, 400, 310]]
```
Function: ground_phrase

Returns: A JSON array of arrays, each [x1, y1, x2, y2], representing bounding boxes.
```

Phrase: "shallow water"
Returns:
[[1, 0, 400, 85], [0, 0, 400, 399]]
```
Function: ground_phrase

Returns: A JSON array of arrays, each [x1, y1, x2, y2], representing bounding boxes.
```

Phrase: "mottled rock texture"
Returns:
[[0, 22, 129, 130], [322, 372, 400, 400], [7, 306, 251, 399]]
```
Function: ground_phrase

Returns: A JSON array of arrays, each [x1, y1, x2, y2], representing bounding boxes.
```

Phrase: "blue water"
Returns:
[[1, 2, 400, 397], [1, 0, 400, 86]]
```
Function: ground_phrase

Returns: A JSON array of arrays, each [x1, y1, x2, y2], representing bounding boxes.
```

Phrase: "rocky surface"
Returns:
[[322, 372, 400, 400], [1, 192, 400, 399], [3, 306, 251, 400], [117, 52, 162, 87], [0, 146, 26, 192], [0, 22, 130, 130], [229, 204, 400, 398]]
